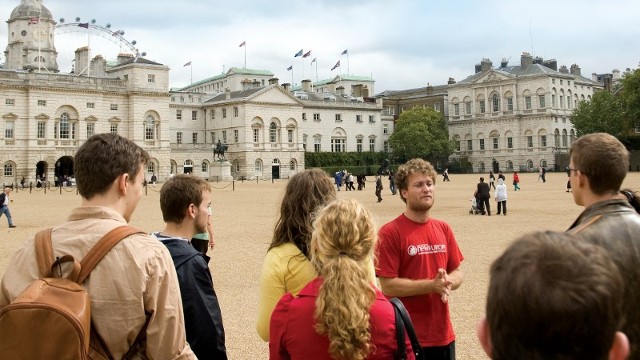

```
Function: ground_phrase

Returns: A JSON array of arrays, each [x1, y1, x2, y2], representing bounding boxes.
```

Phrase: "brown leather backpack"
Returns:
[[0, 226, 146, 359]]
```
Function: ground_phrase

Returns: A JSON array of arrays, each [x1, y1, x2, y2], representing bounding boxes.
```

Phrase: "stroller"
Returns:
[[469, 195, 482, 215]]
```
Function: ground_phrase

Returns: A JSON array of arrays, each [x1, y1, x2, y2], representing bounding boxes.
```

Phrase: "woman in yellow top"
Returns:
[[257, 169, 337, 341]]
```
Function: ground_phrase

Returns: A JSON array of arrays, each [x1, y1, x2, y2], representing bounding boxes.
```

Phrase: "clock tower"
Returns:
[[5, 0, 59, 72]]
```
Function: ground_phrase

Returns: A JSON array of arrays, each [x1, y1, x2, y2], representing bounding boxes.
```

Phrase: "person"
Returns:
[[476, 176, 491, 216], [488, 171, 496, 190], [0, 187, 16, 228], [389, 170, 397, 195], [443, 168, 450, 182], [566, 166, 572, 192], [376, 158, 464, 359], [497, 171, 505, 182], [494, 178, 507, 216], [375, 175, 383, 202], [513, 171, 520, 191], [153, 174, 227, 359], [334, 171, 343, 191], [150, 172, 157, 184], [537, 167, 543, 182], [20, 176, 25, 188], [566, 132, 640, 358], [270, 199, 415, 360], [0, 133, 195, 359], [477, 231, 629, 360], [541, 167, 547, 183], [257, 169, 337, 341]]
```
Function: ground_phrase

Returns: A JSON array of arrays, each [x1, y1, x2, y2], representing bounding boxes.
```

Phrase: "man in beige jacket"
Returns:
[[0, 133, 195, 359]]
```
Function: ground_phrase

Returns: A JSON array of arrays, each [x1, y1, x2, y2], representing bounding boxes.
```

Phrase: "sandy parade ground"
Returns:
[[1, 171, 639, 359]]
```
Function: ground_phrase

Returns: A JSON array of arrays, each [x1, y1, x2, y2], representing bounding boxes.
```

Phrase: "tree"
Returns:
[[570, 90, 624, 138], [620, 68, 640, 137], [388, 107, 454, 164]]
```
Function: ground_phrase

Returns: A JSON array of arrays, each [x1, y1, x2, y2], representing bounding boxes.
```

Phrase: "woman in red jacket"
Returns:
[[513, 171, 521, 191], [269, 199, 414, 360]]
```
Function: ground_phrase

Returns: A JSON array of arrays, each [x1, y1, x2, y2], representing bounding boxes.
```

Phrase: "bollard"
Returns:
[[256, 176, 259, 183], [59, 184, 62, 194], [233, 181, 235, 191], [272, 177, 274, 184]]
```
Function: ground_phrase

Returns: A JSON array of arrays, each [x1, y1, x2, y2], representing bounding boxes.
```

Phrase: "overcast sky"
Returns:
[[2, 0, 639, 93]]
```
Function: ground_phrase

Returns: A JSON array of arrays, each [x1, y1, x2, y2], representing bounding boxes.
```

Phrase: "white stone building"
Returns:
[[447, 53, 603, 173]]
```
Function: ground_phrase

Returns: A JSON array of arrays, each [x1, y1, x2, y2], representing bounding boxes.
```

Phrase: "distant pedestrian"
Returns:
[[443, 168, 451, 182], [375, 175, 383, 203], [476, 177, 491, 216], [489, 171, 496, 190], [150, 173, 157, 184], [495, 178, 507, 215], [389, 170, 397, 195], [497, 171, 505, 182], [20, 177, 25, 188], [513, 171, 520, 191], [334, 171, 343, 191], [538, 167, 543, 182], [541, 167, 547, 183], [566, 167, 572, 192], [0, 187, 16, 228]]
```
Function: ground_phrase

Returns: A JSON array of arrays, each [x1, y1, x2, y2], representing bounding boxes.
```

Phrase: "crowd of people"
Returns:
[[1, 132, 639, 359]]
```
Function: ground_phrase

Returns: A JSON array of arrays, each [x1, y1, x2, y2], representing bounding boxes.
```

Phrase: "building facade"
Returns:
[[447, 53, 602, 173]]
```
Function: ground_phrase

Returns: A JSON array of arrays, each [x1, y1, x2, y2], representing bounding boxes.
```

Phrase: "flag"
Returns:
[[311, 58, 317, 64], [28, 17, 39, 25], [287, 65, 293, 71], [184, 61, 192, 67], [331, 60, 340, 71], [302, 50, 311, 58], [239, 41, 246, 47], [341, 49, 348, 55], [78, 23, 89, 29], [294, 49, 303, 57]]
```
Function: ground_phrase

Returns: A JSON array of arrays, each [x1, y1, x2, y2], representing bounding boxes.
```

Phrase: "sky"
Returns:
[[1, 0, 639, 93]]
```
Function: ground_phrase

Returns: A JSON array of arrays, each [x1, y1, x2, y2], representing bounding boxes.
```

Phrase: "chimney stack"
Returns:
[[447, 77, 456, 85], [301, 79, 312, 92], [570, 64, 581, 76], [268, 78, 279, 85], [282, 83, 291, 92], [480, 58, 492, 72], [500, 58, 508, 68], [520, 52, 533, 69], [559, 65, 569, 74]]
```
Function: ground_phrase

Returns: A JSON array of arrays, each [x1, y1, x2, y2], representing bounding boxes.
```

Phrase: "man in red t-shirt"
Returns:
[[376, 158, 464, 360]]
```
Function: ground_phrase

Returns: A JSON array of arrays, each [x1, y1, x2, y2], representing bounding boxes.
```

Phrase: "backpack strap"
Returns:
[[35, 228, 54, 277], [77, 226, 144, 284]]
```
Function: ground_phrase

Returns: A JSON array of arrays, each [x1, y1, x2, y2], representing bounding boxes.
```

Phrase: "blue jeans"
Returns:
[[0, 205, 13, 226]]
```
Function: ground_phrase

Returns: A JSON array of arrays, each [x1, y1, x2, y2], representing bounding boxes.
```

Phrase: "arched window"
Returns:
[[146, 163, 155, 173], [290, 159, 297, 171], [202, 161, 208, 173], [254, 159, 263, 173], [60, 112, 70, 139], [541, 160, 547, 168], [269, 122, 277, 143], [506, 161, 513, 171], [145, 115, 156, 140], [562, 129, 568, 147], [526, 160, 534, 171], [479, 162, 485, 172], [3, 163, 13, 176], [492, 94, 500, 112]]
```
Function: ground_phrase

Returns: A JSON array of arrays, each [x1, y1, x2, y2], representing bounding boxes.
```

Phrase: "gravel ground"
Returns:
[[2, 171, 638, 359]]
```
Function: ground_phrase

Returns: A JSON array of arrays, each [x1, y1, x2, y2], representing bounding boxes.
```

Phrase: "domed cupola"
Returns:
[[10, 0, 53, 21]]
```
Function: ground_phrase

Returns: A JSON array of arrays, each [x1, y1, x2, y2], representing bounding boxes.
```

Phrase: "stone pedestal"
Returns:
[[210, 161, 233, 181]]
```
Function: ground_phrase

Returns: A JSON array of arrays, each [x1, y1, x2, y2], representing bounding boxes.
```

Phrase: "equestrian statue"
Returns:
[[214, 140, 228, 161]]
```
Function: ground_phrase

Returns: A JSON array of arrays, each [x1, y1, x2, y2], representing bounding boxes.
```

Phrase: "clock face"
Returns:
[[21, 30, 27, 36], [32, 29, 47, 41]]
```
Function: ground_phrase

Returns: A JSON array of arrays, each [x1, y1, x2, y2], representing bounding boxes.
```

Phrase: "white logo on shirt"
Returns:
[[407, 244, 446, 256]]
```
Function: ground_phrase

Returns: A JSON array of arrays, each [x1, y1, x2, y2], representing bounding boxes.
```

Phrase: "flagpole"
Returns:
[[37, 19, 41, 72], [291, 67, 294, 88], [244, 44, 247, 69], [301, 57, 304, 80], [191, 64, 193, 85], [87, 27, 91, 77], [315, 60, 318, 84], [347, 52, 350, 75]]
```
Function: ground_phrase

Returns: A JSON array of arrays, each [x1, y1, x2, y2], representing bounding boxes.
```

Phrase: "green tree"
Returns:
[[570, 90, 624, 137], [388, 107, 454, 163], [620, 68, 640, 137]]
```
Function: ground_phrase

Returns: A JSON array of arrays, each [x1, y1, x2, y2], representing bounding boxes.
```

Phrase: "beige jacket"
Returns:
[[0, 206, 195, 360]]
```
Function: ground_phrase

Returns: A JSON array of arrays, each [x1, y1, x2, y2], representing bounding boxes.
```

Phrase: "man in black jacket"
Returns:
[[476, 177, 491, 216], [153, 174, 227, 359]]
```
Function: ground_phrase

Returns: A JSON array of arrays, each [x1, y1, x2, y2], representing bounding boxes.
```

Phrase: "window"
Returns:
[[313, 113, 321, 121], [110, 123, 118, 134], [210, 110, 215, 119], [539, 95, 545, 108], [493, 137, 499, 149], [552, 78, 556, 84], [456, 141, 461, 151], [234, 107, 239, 117], [145, 115, 155, 140], [302, 113, 307, 120], [290, 160, 296, 171], [303, 135, 307, 150], [383, 140, 389, 152], [356, 115, 362, 123], [86, 123, 94, 138], [192, 110, 197, 121], [38, 100, 46, 106], [527, 136, 533, 148], [559, 96, 564, 109], [552, 94, 557, 107], [369, 138, 375, 152], [269, 123, 277, 143], [176, 110, 182, 120], [525, 96, 532, 110], [148, 74, 155, 83], [567, 96, 571, 109], [86, 102, 95, 109], [110, 104, 118, 111], [5, 121, 14, 139], [6, 99, 15, 105], [369, 115, 374, 123], [287, 129, 293, 143], [465, 101, 472, 115], [176, 132, 183, 144], [383, 124, 389, 134], [202, 162, 208, 173], [222, 109, 227, 118], [147, 163, 155, 174], [479, 100, 485, 113], [434, 103, 441, 112], [507, 137, 513, 149], [467, 140, 473, 151], [314, 137, 321, 152], [335, 114, 342, 122], [507, 97, 513, 111], [356, 138, 363, 152], [37, 121, 46, 139], [192, 132, 198, 144], [253, 128, 259, 143], [492, 95, 499, 112], [454, 103, 460, 115], [59, 113, 70, 139], [331, 138, 345, 152], [222, 130, 227, 142], [4, 164, 13, 176], [254, 160, 262, 172], [234, 129, 239, 143], [541, 135, 547, 147], [479, 138, 485, 150]]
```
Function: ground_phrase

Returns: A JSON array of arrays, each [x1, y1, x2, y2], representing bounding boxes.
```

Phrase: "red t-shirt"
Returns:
[[376, 214, 464, 347], [269, 277, 415, 360]]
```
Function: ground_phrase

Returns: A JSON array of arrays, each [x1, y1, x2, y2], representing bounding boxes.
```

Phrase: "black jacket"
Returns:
[[154, 234, 227, 360], [476, 182, 490, 199]]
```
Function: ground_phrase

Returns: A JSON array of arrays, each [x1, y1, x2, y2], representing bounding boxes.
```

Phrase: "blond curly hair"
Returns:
[[310, 199, 377, 360], [395, 158, 437, 203]]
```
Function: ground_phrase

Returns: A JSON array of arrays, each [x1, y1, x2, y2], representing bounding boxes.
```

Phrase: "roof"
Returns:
[[376, 84, 448, 98], [457, 63, 600, 86], [111, 56, 164, 67], [177, 67, 274, 91], [10, 1, 52, 20]]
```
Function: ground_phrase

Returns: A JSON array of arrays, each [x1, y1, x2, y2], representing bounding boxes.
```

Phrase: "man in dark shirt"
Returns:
[[476, 177, 491, 216]]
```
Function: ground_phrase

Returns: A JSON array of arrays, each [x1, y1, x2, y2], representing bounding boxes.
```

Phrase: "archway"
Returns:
[[54, 156, 74, 186], [36, 161, 48, 182]]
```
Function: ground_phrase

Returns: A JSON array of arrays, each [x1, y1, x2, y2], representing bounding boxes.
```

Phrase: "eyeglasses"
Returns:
[[567, 168, 581, 175]]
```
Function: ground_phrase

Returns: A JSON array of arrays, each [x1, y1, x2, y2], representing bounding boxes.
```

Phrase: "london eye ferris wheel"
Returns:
[[54, 17, 146, 74]]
